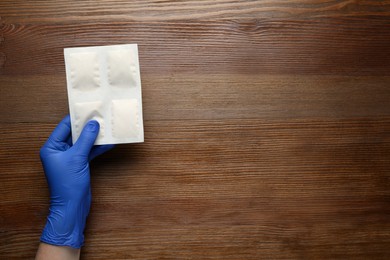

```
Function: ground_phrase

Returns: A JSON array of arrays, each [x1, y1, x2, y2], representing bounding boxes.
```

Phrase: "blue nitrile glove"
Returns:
[[39, 115, 114, 248]]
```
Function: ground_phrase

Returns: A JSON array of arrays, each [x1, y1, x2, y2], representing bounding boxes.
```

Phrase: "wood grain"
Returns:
[[1, 75, 390, 123], [1, 18, 390, 76], [1, 0, 390, 23], [1, 119, 390, 259], [1, 0, 390, 259]]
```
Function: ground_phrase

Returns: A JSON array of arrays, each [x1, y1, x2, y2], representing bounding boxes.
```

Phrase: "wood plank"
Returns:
[[2, 224, 390, 259], [1, 119, 389, 258], [1, 75, 389, 123], [1, 0, 390, 23], [1, 1, 390, 259], [1, 18, 390, 76]]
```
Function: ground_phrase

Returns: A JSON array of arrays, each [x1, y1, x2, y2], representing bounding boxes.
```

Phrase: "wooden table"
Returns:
[[1, 1, 390, 259]]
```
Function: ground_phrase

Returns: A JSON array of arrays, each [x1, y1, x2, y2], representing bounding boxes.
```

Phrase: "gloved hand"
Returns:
[[39, 115, 114, 248]]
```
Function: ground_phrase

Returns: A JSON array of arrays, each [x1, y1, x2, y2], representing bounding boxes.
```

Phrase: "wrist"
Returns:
[[36, 243, 80, 260]]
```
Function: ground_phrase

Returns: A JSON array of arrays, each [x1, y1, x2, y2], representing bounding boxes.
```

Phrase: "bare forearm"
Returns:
[[36, 243, 80, 260]]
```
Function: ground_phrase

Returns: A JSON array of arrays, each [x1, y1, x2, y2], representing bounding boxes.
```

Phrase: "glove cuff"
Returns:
[[40, 199, 90, 248]]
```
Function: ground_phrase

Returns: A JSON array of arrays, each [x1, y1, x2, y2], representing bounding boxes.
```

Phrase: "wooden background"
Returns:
[[1, 1, 390, 259]]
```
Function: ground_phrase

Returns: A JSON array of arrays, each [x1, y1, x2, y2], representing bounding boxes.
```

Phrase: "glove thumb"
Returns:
[[73, 120, 100, 157]]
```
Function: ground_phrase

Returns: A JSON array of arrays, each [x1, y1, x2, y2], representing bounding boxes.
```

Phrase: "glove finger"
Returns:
[[73, 120, 100, 157], [44, 115, 72, 150], [89, 144, 115, 161]]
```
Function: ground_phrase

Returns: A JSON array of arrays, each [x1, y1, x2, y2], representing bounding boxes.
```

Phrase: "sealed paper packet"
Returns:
[[64, 44, 144, 145]]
